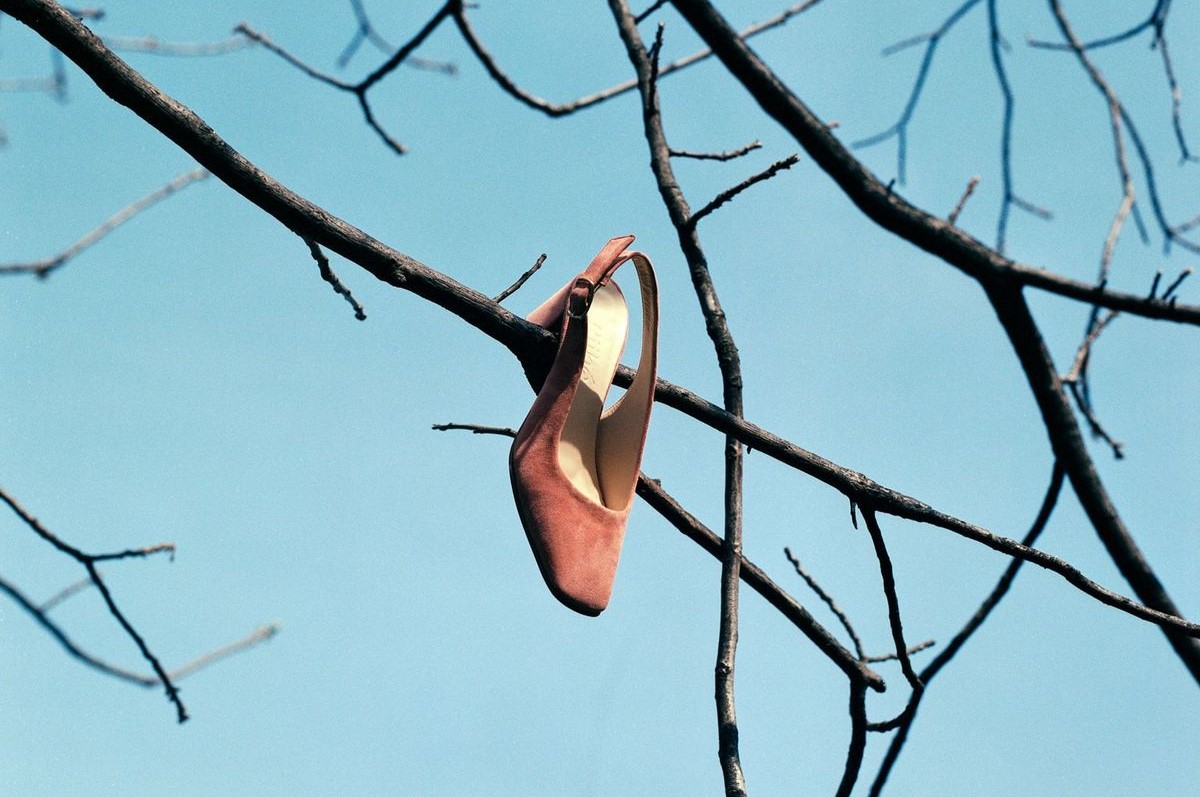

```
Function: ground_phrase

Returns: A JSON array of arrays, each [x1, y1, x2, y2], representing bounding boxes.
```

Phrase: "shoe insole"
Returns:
[[558, 282, 629, 507]]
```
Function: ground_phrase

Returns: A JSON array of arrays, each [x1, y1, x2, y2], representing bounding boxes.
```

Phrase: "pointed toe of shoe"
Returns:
[[510, 444, 626, 616]]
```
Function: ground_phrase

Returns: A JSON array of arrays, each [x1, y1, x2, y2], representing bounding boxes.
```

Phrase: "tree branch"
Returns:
[[0, 485, 186, 720], [669, 0, 1200, 684], [869, 462, 1065, 795], [608, 10, 748, 792], [0, 168, 208, 278]]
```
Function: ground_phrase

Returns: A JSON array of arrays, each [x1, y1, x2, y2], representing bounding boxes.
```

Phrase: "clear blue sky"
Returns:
[[2, 1, 1198, 794]]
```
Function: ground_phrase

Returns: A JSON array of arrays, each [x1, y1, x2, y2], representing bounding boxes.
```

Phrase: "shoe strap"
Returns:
[[568, 235, 636, 318]]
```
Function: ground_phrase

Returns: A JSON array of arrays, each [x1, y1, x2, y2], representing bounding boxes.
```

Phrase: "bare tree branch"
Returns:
[[668, 0, 1200, 683], [609, 11, 748, 792], [2, 570, 278, 687], [869, 462, 1065, 795], [430, 422, 518, 436], [103, 34, 251, 56], [1046, 0, 1200, 258], [235, 1, 456, 155], [861, 509, 924, 727], [305, 238, 367, 320], [670, 139, 762, 161], [837, 681, 868, 797], [947, 175, 980, 226], [688, 153, 800, 227], [862, 639, 935, 664], [39, 574, 95, 612], [0, 484, 187, 721], [167, 623, 279, 681], [335, 0, 457, 73], [453, 0, 826, 119], [785, 546, 865, 660], [493, 253, 546, 303], [852, 0, 984, 184], [0, 168, 208, 278]]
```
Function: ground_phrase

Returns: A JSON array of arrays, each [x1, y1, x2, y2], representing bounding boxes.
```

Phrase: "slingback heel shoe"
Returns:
[[509, 235, 660, 615]]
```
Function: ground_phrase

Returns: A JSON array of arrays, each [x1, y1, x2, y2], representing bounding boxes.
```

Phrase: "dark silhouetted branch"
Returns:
[[837, 681, 868, 797], [869, 462, 1064, 795], [493, 253, 547, 303], [609, 10, 748, 792], [305, 238, 367, 320], [785, 546, 865, 660], [669, 0, 1200, 685], [947, 174, 980, 226], [235, 2, 456, 155], [0, 484, 187, 721], [670, 139, 762, 161], [688, 153, 800, 227]]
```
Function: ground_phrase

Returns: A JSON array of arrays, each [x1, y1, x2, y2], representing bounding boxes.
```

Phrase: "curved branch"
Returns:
[[452, 0, 826, 118]]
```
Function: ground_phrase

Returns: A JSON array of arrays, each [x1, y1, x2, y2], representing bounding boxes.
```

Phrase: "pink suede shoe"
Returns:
[[510, 236, 659, 615]]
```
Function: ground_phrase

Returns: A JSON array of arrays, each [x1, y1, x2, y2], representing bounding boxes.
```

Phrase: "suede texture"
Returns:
[[509, 236, 658, 616]]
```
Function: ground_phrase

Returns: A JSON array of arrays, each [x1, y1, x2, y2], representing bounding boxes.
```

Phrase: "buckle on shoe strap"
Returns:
[[567, 276, 596, 319]]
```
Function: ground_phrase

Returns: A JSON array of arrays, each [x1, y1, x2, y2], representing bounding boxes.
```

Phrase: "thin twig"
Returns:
[[103, 35, 252, 56], [784, 546, 865, 660], [1027, 0, 1170, 52], [635, 0, 670, 23], [493, 253, 547, 303], [1153, 29, 1196, 163], [1161, 267, 1192, 301], [852, 0, 984, 184], [167, 623, 280, 681], [305, 238, 367, 320], [91, 542, 176, 563], [39, 575, 95, 613], [670, 140, 762, 161], [1064, 310, 1119, 384], [336, 0, 457, 73], [431, 422, 517, 436], [947, 175, 980, 226], [837, 681, 869, 797], [0, 168, 208, 278], [862, 639, 936, 664], [861, 508, 923, 731], [688, 153, 800, 227]]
